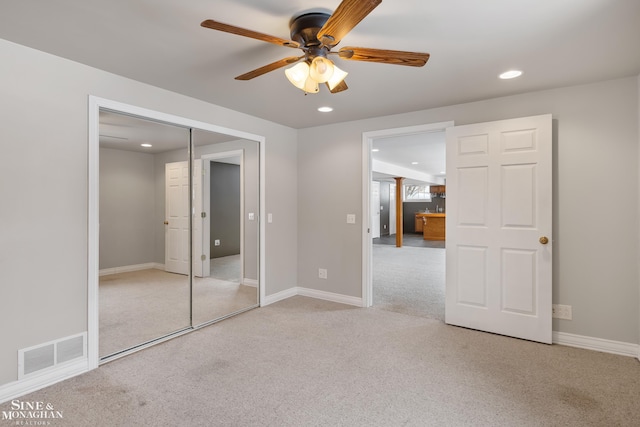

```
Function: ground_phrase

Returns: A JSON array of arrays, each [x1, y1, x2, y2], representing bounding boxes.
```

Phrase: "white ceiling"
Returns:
[[2, 0, 638, 181], [1, 0, 638, 132], [372, 130, 446, 184]]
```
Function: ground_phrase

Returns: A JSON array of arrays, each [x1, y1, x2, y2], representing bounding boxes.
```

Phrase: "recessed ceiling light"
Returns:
[[372, 148, 380, 152], [141, 143, 152, 148], [411, 162, 419, 165], [499, 70, 523, 79], [317, 106, 333, 112]]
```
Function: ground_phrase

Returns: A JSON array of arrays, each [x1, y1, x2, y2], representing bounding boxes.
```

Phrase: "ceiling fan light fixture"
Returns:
[[327, 64, 348, 90], [285, 62, 310, 90], [309, 56, 335, 83], [303, 77, 320, 94]]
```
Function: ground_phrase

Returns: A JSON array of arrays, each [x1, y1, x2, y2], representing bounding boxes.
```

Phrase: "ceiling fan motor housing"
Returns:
[[289, 13, 331, 49]]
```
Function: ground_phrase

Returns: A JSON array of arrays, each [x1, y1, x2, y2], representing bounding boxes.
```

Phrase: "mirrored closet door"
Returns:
[[98, 111, 260, 361], [192, 131, 260, 326], [98, 111, 191, 358]]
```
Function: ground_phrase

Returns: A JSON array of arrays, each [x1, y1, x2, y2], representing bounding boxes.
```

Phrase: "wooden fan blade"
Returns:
[[338, 47, 430, 67], [327, 80, 349, 94], [317, 0, 382, 47], [201, 19, 300, 48], [235, 56, 304, 81]]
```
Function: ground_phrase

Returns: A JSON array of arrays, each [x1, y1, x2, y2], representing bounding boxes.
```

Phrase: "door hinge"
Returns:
[[201, 212, 206, 218], [201, 255, 206, 261]]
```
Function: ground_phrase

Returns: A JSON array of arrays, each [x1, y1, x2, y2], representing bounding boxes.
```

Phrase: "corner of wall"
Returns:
[[637, 73, 640, 360]]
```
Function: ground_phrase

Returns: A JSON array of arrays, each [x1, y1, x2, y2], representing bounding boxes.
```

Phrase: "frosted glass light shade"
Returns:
[[303, 77, 319, 93], [327, 64, 348, 90], [285, 62, 310, 90], [309, 57, 334, 83]]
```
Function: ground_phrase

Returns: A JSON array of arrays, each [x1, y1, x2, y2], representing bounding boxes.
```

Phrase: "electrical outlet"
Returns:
[[214, 239, 220, 246], [318, 268, 327, 279], [552, 304, 572, 320], [248, 212, 255, 221]]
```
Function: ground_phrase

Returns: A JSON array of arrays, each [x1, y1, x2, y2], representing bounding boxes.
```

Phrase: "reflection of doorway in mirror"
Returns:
[[193, 146, 259, 326]]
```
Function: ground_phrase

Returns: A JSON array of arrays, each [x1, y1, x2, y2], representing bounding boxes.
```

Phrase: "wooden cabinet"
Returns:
[[415, 213, 445, 240], [430, 185, 446, 195]]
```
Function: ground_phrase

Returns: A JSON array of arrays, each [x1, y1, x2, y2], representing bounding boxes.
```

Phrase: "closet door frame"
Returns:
[[88, 96, 266, 368]]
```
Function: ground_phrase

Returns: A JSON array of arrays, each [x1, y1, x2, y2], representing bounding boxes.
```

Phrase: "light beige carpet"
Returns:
[[372, 244, 445, 321], [6, 296, 640, 426], [100, 268, 257, 357]]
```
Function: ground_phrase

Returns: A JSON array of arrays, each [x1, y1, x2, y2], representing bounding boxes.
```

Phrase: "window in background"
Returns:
[[404, 184, 431, 201]]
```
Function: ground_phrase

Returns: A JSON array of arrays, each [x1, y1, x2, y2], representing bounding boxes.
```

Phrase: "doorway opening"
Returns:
[[361, 122, 453, 320]]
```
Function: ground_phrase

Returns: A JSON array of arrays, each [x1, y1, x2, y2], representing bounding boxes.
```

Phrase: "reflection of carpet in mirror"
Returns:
[[210, 254, 241, 282], [99, 268, 257, 359], [192, 275, 257, 325]]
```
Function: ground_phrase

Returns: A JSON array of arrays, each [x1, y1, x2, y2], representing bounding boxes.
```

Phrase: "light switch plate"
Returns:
[[347, 214, 356, 224], [248, 212, 255, 220], [268, 213, 273, 223]]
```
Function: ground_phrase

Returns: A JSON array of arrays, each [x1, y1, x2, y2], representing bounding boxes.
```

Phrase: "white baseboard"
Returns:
[[262, 287, 299, 306], [243, 278, 258, 288], [99, 263, 164, 276], [262, 286, 362, 307], [297, 287, 363, 307], [553, 331, 639, 357], [0, 358, 88, 404]]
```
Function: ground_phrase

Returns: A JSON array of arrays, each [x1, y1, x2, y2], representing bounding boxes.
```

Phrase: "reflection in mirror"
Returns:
[[192, 130, 260, 325], [98, 110, 191, 358]]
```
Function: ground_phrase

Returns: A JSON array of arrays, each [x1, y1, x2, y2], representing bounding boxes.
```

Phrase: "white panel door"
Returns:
[[165, 161, 190, 275], [445, 114, 552, 344], [371, 181, 381, 239], [389, 183, 396, 235]]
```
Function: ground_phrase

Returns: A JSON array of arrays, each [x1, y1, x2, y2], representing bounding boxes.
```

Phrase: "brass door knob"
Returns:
[[164, 221, 169, 225], [539, 236, 549, 245]]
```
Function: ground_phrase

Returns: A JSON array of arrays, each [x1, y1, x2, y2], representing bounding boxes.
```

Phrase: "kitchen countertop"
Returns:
[[416, 212, 445, 217]]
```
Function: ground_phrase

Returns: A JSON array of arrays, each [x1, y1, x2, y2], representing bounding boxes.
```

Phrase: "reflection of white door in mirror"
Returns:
[[165, 161, 190, 275]]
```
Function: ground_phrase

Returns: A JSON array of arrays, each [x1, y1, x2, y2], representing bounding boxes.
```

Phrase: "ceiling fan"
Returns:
[[201, 0, 430, 94]]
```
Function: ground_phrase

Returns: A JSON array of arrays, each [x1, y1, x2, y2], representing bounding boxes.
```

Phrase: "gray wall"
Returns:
[[99, 147, 156, 269], [0, 38, 298, 386], [298, 76, 639, 345], [210, 162, 241, 258]]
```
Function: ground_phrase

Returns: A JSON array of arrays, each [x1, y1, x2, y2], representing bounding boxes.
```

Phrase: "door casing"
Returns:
[[361, 121, 454, 307]]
